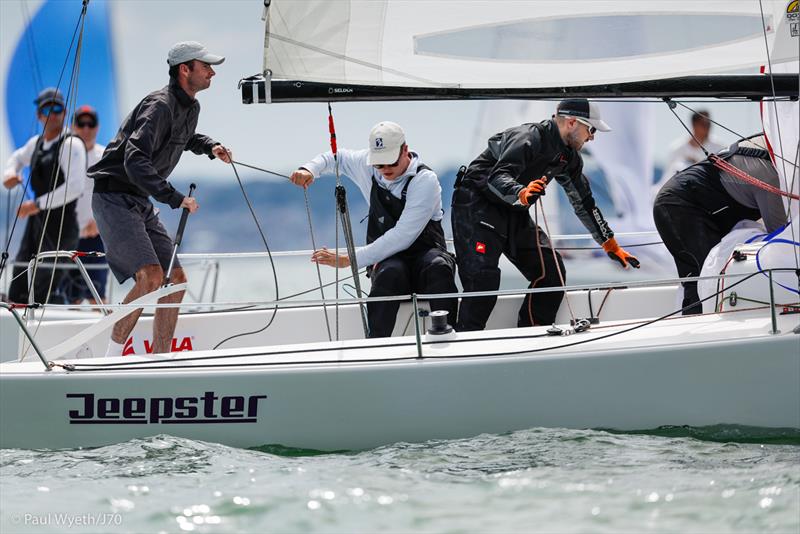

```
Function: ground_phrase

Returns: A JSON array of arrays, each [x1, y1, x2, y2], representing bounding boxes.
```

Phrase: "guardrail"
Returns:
[[2, 267, 795, 372]]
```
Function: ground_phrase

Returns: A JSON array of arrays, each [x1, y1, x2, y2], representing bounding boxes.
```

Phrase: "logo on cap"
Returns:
[[374, 138, 384, 149]]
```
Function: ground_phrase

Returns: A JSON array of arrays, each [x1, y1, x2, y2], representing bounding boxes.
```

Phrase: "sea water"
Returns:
[[1, 427, 798, 533]]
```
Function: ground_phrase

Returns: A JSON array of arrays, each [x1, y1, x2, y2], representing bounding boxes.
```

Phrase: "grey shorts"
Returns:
[[92, 192, 180, 283]]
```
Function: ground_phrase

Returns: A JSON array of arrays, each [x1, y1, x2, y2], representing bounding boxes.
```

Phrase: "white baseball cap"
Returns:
[[556, 98, 611, 132], [167, 41, 225, 67], [368, 121, 406, 165]]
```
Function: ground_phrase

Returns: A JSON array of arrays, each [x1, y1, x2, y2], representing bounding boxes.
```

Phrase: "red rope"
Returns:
[[710, 154, 800, 200], [327, 103, 337, 156]]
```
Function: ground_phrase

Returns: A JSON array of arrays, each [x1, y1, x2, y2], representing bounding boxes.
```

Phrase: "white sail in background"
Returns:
[[264, 0, 794, 88]]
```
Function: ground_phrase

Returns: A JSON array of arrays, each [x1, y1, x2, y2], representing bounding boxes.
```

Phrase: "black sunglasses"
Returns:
[[39, 104, 64, 116], [75, 120, 97, 129], [373, 151, 404, 170]]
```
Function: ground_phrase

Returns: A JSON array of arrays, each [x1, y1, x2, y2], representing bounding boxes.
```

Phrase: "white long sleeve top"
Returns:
[[3, 132, 87, 210], [301, 148, 443, 267]]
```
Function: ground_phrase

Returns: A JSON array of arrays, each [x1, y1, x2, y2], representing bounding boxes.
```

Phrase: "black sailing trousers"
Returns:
[[452, 186, 565, 331], [8, 203, 78, 304], [653, 171, 760, 315], [367, 248, 458, 338]]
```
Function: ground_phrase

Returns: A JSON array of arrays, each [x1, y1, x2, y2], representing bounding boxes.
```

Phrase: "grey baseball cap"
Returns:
[[167, 41, 225, 67], [34, 87, 65, 108]]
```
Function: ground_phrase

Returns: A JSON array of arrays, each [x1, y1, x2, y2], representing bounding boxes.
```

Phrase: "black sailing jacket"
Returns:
[[461, 119, 613, 245], [89, 79, 218, 208]]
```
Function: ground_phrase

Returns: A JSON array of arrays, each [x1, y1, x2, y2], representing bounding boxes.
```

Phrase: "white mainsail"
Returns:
[[263, 0, 795, 88]]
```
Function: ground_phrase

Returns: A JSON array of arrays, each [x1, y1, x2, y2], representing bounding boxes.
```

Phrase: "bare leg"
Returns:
[[152, 267, 187, 354], [110, 264, 163, 344]]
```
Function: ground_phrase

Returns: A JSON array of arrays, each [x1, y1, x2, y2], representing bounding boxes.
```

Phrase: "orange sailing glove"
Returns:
[[518, 177, 547, 207], [602, 237, 640, 269]]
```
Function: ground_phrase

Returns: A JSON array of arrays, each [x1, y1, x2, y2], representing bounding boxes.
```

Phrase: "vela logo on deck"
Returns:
[[66, 392, 267, 424], [122, 334, 194, 355]]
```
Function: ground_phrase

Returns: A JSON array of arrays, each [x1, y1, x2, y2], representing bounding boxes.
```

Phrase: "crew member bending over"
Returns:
[[452, 98, 640, 331], [653, 134, 786, 315]]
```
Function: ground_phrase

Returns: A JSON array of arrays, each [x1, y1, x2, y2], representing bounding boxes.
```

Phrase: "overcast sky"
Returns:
[[1, 0, 765, 183]]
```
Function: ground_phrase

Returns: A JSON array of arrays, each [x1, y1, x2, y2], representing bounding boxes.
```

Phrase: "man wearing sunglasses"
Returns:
[[290, 121, 458, 338], [59, 105, 108, 304], [89, 41, 232, 356], [452, 98, 640, 332], [3, 87, 86, 304]]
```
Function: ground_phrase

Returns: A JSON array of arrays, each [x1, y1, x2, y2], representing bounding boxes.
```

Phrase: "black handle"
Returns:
[[174, 183, 196, 248]]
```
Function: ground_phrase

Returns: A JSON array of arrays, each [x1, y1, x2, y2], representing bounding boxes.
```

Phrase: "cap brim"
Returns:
[[197, 54, 225, 65], [589, 119, 611, 132], [368, 146, 402, 165], [37, 99, 65, 108]]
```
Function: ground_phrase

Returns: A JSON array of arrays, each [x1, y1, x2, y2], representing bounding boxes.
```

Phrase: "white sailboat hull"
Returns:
[[2, 311, 798, 451]]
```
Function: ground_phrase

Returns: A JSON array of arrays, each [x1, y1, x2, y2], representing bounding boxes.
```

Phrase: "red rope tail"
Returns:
[[327, 103, 337, 156], [710, 154, 800, 201]]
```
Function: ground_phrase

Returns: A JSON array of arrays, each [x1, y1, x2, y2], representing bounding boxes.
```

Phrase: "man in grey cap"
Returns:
[[452, 98, 640, 331], [89, 41, 231, 356]]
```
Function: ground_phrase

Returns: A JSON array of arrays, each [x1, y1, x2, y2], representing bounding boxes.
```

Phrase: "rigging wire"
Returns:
[[21, 2, 89, 359], [0, 2, 88, 280], [20, 0, 44, 90], [671, 100, 798, 169], [758, 0, 799, 272]]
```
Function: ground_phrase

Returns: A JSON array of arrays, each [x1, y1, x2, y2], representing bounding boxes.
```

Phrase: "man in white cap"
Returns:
[[452, 98, 640, 331], [290, 121, 457, 338], [89, 41, 232, 355]]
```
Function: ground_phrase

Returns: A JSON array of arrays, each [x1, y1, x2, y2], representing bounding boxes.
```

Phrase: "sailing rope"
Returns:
[[330, 105, 341, 339], [526, 204, 547, 327], [303, 187, 333, 341], [212, 158, 281, 349], [539, 195, 577, 324], [227, 159, 332, 341], [328, 103, 370, 338], [663, 99, 799, 201], [709, 154, 800, 201]]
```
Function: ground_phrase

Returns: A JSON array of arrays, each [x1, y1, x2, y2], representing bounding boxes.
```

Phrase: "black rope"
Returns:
[[62, 268, 786, 372]]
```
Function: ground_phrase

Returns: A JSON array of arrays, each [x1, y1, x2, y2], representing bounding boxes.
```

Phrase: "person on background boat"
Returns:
[[290, 121, 458, 338], [653, 134, 785, 315], [658, 110, 724, 187], [2, 88, 86, 304], [59, 105, 109, 304], [89, 41, 232, 356], [452, 98, 640, 332]]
